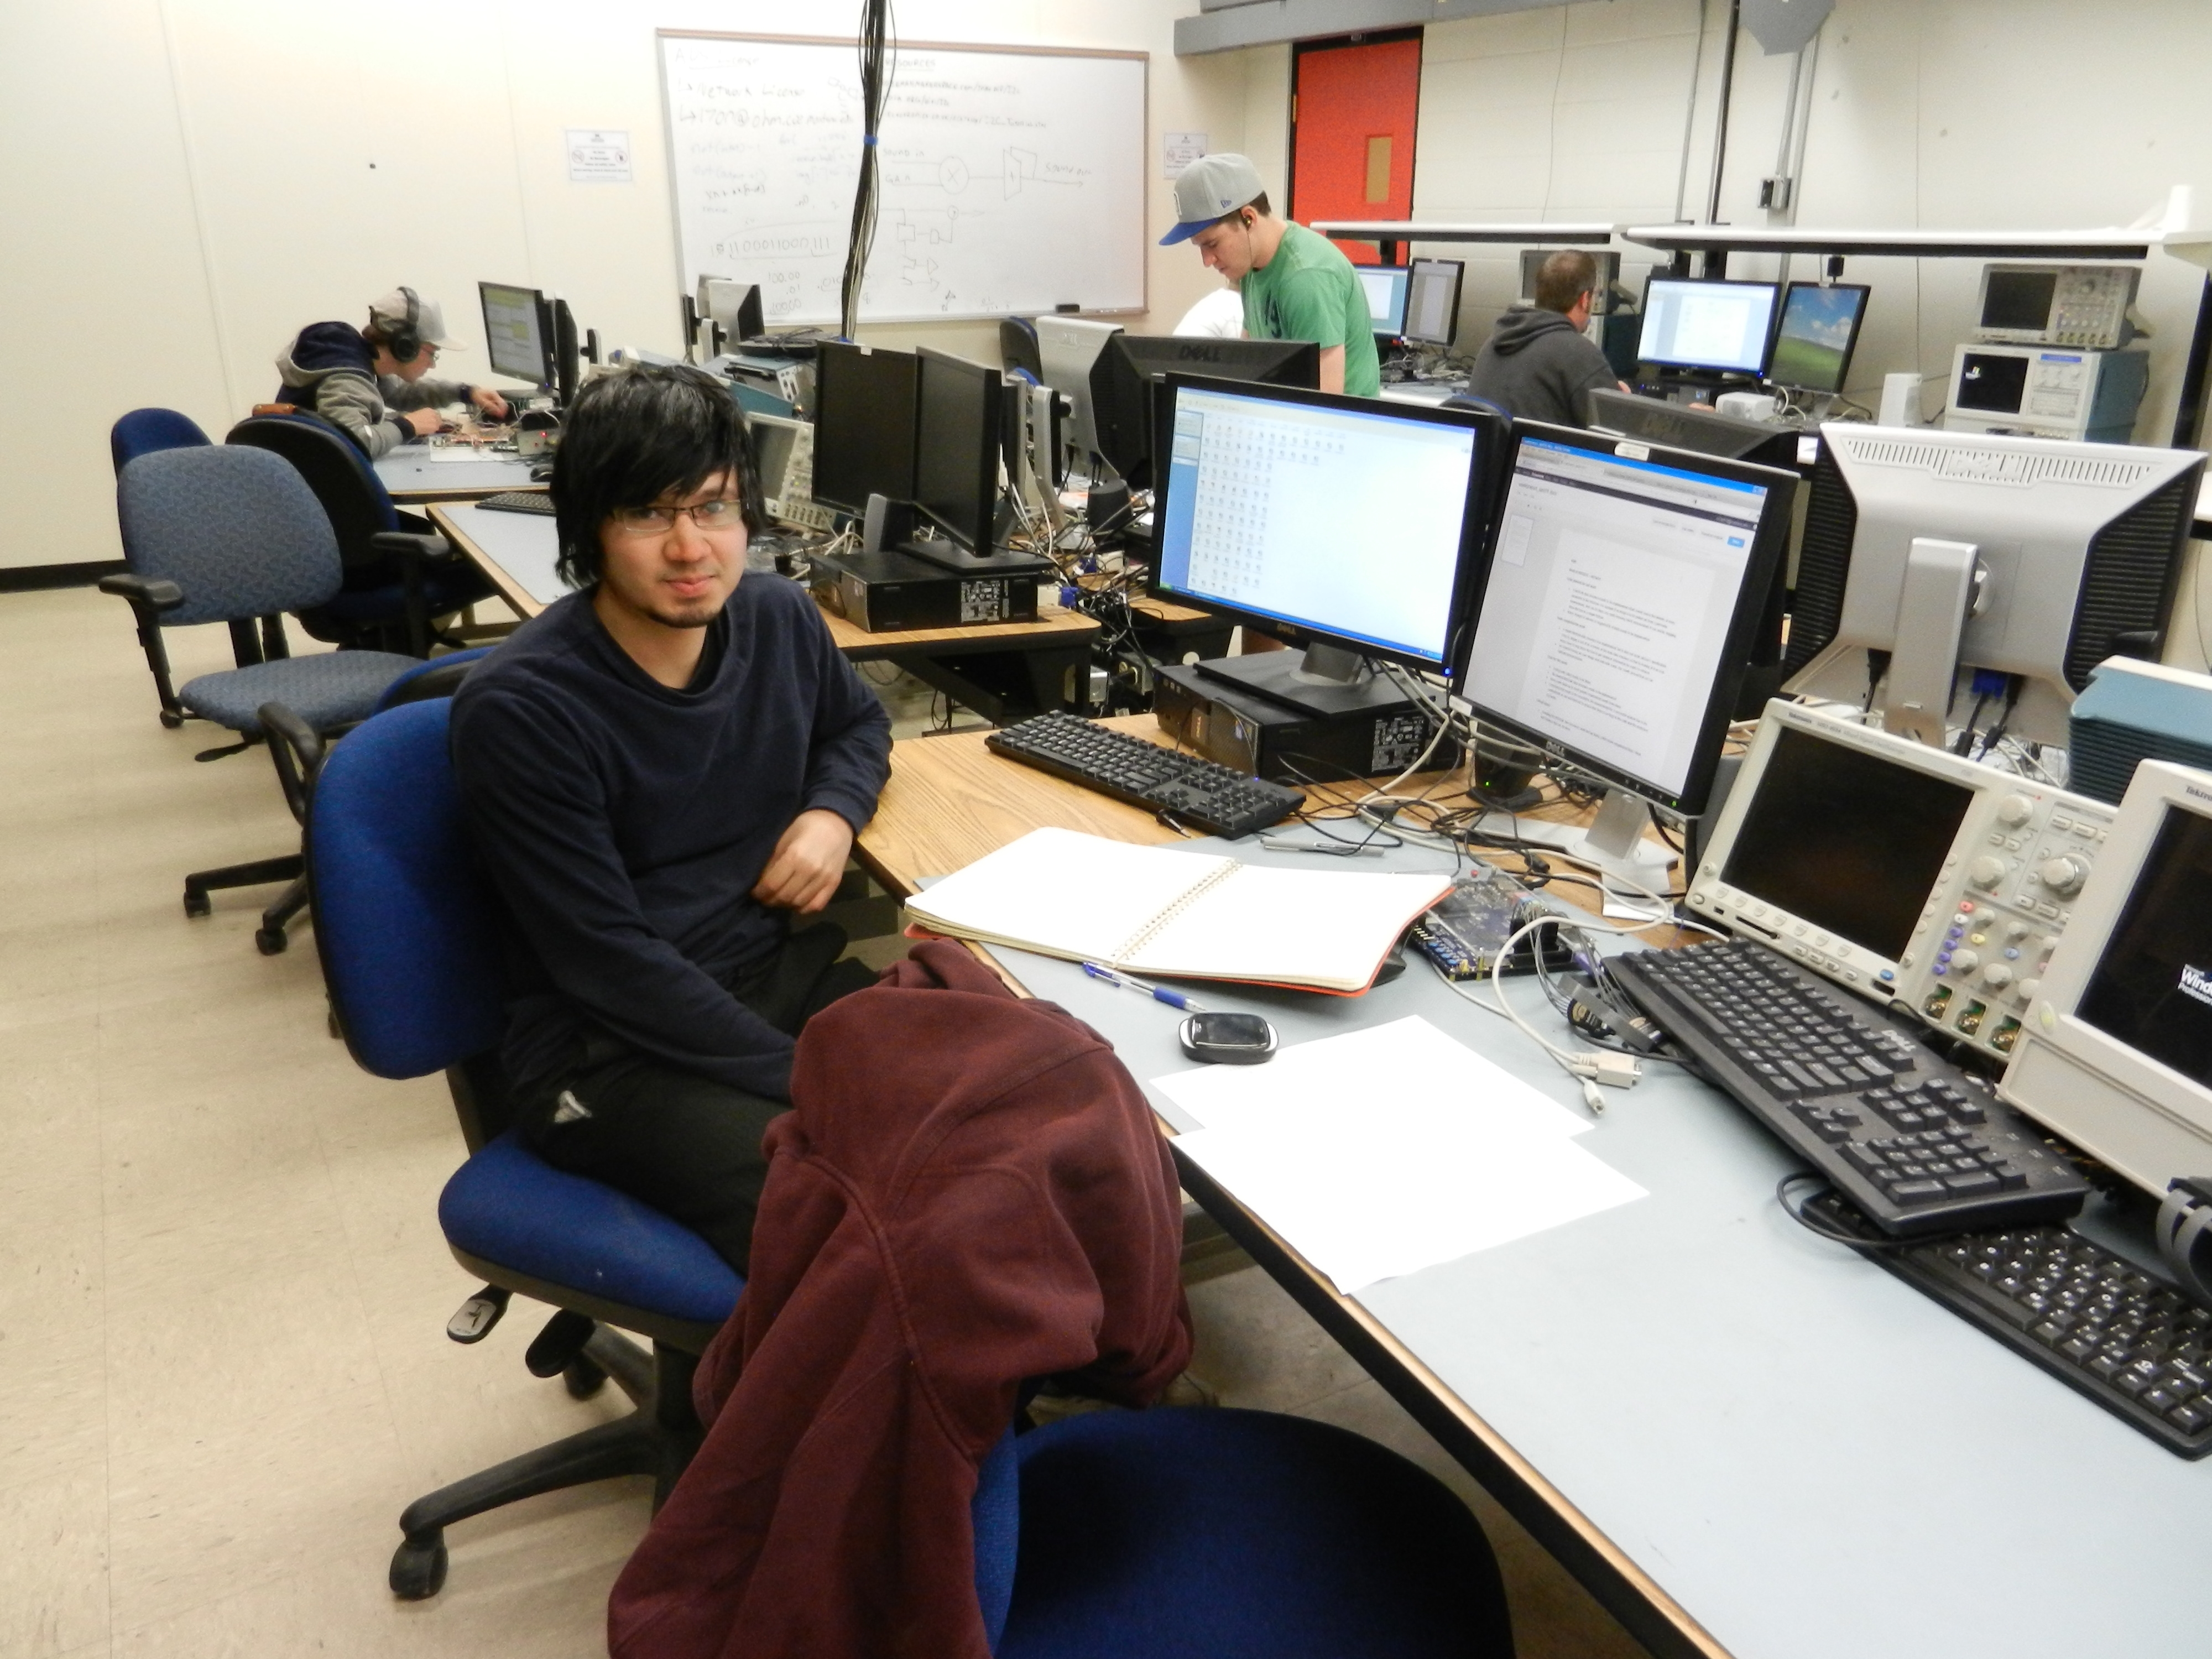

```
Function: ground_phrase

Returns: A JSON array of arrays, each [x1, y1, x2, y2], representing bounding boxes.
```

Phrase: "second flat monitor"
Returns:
[[811, 342, 920, 515], [1637, 278, 1778, 377]]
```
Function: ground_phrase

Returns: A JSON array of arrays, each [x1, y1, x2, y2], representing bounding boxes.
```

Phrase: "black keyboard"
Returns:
[[986, 712, 1303, 839], [1609, 940, 2089, 1236], [476, 491, 555, 515], [1807, 1192, 2212, 1457]]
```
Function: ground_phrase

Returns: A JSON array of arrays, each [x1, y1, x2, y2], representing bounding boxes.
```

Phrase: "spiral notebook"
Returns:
[[904, 827, 1455, 994]]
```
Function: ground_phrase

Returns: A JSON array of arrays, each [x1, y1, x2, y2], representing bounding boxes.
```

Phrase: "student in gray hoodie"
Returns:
[[1465, 250, 1627, 427], [274, 287, 510, 459]]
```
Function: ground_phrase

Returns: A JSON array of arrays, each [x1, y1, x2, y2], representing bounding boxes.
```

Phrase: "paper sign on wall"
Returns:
[[567, 129, 632, 184], [1163, 132, 1208, 179]]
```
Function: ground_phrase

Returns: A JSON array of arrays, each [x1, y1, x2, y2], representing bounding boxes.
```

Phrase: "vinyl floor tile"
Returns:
[[0, 1458, 111, 1658]]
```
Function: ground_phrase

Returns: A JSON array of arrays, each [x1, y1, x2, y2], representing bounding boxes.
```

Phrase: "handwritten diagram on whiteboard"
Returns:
[[658, 34, 1147, 326]]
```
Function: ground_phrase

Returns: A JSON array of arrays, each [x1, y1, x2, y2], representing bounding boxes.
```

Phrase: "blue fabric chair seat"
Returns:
[[319, 565, 489, 628], [180, 650, 419, 733], [437, 1133, 743, 1329], [992, 1407, 1514, 1658]]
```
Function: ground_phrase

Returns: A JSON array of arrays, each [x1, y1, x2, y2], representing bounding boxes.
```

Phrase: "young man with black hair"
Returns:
[[1464, 249, 1629, 427], [274, 287, 512, 460], [449, 363, 892, 1272], [1160, 152, 1381, 398]]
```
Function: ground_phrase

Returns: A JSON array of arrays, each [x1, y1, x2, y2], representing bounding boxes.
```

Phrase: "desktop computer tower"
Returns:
[[1153, 663, 1458, 785]]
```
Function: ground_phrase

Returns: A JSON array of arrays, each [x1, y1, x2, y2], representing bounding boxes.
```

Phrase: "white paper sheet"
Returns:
[[1154, 1017, 1645, 1294]]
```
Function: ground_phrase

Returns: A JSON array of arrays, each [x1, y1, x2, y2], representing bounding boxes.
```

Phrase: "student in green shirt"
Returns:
[[1159, 153, 1382, 399]]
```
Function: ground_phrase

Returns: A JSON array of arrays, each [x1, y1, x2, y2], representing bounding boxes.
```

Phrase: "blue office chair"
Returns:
[[102, 445, 419, 950], [226, 413, 494, 656], [110, 406, 211, 474], [306, 697, 740, 1600], [967, 1407, 1514, 1657]]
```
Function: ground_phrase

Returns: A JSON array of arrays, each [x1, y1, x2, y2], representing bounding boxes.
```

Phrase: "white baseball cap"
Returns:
[[369, 287, 457, 349]]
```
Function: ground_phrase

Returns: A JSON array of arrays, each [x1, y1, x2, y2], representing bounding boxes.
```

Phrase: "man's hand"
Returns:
[[471, 386, 513, 421], [752, 810, 854, 915], [401, 406, 444, 436]]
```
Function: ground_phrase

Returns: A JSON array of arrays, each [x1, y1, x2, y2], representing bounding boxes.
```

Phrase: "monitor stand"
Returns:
[[1193, 643, 1412, 720], [1474, 786, 1673, 899]]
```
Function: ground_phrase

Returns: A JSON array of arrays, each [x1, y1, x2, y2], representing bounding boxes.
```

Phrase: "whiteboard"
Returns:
[[658, 33, 1148, 326]]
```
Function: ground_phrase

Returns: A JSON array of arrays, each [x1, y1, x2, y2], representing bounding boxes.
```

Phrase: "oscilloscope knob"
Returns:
[[1967, 855, 2007, 890], [1996, 795, 2034, 828], [2036, 855, 2089, 897]]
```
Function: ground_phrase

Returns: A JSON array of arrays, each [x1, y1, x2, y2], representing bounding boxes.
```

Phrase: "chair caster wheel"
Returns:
[[183, 892, 211, 919], [254, 926, 288, 956], [564, 1354, 608, 1400], [390, 1533, 448, 1600], [159, 711, 184, 729]]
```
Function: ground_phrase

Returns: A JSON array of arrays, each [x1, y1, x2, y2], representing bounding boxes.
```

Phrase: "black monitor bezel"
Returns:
[[478, 280, 556, 387], [1094, 335, 1321, 487], [1149, 374, 1502, 678], [1771, 280, 1871, 395], [912, 346, 1005, 552], [1635, 275, 1782, 377], [811, 342, 921, 515], [1453, 419, 1797, 818], [1402, 258, 1467, 347]]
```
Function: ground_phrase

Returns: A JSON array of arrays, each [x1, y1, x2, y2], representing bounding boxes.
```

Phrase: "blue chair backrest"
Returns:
[[111, 408, 211, 477], [970, 1425, 1020, 1655], [116, 446, 344, 626], [373, 645, 498, 713], [227, 411, 403, 560], [308, 698, 508, 1080]]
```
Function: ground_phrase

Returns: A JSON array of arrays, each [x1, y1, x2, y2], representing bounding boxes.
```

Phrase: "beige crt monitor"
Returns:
[[2001, 760, 2212, 1194]]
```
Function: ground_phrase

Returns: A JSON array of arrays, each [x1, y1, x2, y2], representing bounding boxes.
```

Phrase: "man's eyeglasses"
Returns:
[[610, 498, 745, 535]]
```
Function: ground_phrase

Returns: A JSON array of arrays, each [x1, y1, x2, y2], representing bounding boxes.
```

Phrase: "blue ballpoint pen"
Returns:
[[1081, 961, 1212, 1013]]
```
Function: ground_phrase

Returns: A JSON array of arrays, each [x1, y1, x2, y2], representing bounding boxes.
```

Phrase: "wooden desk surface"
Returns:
[[858, 714, 1679, 922], [429, 503, 1102, 658]]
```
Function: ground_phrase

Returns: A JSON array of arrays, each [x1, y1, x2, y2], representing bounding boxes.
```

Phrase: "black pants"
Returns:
[[519, 925, 879, 1275]]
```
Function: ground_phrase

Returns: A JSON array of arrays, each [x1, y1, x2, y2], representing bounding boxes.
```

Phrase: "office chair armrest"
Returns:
[[97, 573, 185, 612], [257, 701, 324, 823], [370, 531, 456, 565]]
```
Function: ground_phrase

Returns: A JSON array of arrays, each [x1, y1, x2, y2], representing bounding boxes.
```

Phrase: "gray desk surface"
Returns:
[[977, 833, 2206, 1659], [435, 502, 567, 609], [373, 447, 542, 501]]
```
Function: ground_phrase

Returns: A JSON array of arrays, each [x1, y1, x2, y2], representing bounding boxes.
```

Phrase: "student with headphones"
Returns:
[[274, 286, 512, 460]]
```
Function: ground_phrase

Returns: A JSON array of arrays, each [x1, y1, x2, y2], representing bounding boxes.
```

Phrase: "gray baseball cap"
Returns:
[[369, 287, 457, 348], [1160, 153, 1266, 246]]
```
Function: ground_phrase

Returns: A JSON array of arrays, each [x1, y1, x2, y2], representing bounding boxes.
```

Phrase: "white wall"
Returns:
[[0, 0, 1249, 571], [1231, 0, 2212, 443]]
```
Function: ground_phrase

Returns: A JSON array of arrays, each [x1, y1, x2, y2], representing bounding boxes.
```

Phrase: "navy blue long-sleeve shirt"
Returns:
[[449, 578, 893, 1101]]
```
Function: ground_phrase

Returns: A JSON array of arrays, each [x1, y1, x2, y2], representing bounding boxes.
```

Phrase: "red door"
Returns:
[[1290, 33, 1422, 265]]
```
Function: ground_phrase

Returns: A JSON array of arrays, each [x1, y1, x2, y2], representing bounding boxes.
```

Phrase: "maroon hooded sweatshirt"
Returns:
[[607, 940, 1194, 1658]]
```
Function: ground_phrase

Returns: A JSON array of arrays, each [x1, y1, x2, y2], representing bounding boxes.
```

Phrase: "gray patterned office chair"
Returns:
[[101, 445, 418, 952]]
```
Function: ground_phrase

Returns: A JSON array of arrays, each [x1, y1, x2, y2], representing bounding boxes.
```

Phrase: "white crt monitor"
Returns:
[[2002, 760, 2212, 1194], [1783, 425, 2205, 747]]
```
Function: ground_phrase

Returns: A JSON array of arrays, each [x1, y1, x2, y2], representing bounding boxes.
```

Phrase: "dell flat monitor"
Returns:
[[1358, 265, 1411, 339], [1404, 258, 1465, 347], [1455, 422, 1794, 883], [912, 347, 1005, 555], [1782, 424, 2204, 749], [1150, 377, 1498, 717], [1770, 281, 1870, 394], [1092, 335, 1321, 489], [2001, 759, 2212, 1198], [1637, 278, 1780, 378], [480, 281, 555, 388], [811, 341, 920, 514], [1034, 316, 1123, 465]]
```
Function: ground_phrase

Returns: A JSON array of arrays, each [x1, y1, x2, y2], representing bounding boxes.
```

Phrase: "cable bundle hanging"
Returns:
[[839, 0, 895, 341]]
